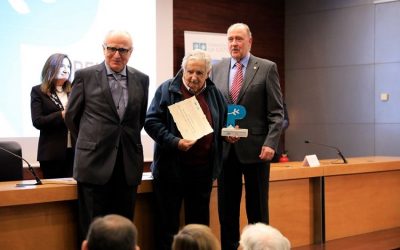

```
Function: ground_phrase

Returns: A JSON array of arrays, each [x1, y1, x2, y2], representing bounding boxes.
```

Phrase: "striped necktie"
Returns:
[[230, 62, 243, 103]]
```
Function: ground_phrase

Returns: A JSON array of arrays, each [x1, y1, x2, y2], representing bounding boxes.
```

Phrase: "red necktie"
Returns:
[[230, 62, 243, 103]]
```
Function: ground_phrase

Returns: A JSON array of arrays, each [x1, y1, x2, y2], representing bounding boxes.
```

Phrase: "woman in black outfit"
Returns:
[[30, 53, 74, 178]]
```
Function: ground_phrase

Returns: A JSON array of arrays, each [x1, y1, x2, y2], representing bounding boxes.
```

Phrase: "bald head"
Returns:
[[226, 23, 253, 61], [103, 30, 133, 46], [227, 23, 252, 38], [102, 30, 133, 72], [82, 214, 138, 250]]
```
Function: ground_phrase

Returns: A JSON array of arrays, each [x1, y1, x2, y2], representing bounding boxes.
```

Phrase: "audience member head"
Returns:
[[172, 224, 220, 250], [81, 214, 139, 250], [40, 53, 72, 95], [102, 30, 133, 73], [239, 223, 291, 250]]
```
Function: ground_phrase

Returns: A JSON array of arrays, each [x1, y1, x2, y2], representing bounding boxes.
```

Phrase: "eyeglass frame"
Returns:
[[103, 44, 132, 56]]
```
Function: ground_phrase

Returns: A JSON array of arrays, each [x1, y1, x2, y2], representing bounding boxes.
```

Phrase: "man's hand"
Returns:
[[224, 125, 241, 144], [225, 136, 240, 144], [259, 146, 275, 161], [178, 139, 197, 151]]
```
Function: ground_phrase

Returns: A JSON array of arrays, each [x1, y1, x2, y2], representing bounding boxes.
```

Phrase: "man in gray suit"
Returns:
[[65, 30, 149, 242], [211, 23, 284, 250]]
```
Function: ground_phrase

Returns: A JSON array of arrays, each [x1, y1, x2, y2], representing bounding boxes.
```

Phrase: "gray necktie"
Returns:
[[111, 73, 125, 119]]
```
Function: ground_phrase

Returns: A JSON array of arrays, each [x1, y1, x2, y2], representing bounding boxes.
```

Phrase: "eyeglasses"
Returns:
[[103, 45, 131, 56]]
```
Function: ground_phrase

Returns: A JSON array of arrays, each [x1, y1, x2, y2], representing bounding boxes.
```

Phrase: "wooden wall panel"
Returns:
[[173, 0, 285, 90], [0, 201, 78, 250], [325, 170, 400, 241]]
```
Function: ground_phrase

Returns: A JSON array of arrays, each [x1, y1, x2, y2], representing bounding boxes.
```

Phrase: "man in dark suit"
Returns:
[[211, 23, 284, 250], [65, 30, 149, 242]]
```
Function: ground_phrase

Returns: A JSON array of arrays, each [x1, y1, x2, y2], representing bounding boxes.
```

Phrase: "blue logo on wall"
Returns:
[[193, 42, 207, 51]]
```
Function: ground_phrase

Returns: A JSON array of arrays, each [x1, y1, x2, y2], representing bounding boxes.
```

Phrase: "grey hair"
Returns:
[[103, 30, 133, 46], [240, 223, 291, 250], [181, 49, 212, 73], [227, 23, 252, 38], [86, 214, 138, 250]]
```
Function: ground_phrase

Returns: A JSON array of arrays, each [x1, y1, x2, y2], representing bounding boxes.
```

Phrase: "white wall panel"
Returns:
[[286, 4, 374, 69], [375, 1, 400, 63], [286, 65, 374, 123], [285, 124, 374, 161], [285, 0, 400, 160], [375, 63, 400, 123]]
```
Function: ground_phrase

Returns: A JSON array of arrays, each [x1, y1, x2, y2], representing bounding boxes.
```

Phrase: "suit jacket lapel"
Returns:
[[220, 59, 232, 101], [237, 55, 259, 103], [97, 63, 119, 117], [125, 67, 139, 119]]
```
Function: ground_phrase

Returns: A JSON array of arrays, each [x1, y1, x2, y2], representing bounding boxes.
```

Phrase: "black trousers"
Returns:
[[40, 148, 74, 178], [218, 148, 270, 250], [153, 163, 214, 250], [77, 149, 138, 243]]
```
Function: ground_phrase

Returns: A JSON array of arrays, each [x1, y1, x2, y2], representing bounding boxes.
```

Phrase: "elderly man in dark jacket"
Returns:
[[145, 49, 226, 250]]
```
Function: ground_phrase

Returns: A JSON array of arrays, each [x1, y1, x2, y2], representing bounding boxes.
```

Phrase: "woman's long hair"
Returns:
[[40, 53, 72, 95], [172, 224, 220, 250]]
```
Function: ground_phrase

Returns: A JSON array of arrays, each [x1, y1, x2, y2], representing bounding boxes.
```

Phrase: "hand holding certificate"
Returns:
[[168, 96, 213, 140]]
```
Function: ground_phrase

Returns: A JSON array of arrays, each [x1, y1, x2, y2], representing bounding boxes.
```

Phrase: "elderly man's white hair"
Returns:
[[240, 223, 291, 250], [181, 49, 212, 73]]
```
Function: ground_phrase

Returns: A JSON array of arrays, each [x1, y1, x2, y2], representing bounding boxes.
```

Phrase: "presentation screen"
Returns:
[[0, 0, 173, 161], [0, 0, 155, 136]]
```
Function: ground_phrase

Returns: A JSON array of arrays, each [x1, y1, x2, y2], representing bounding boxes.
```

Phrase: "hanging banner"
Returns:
[[184, 31, 230, 63]]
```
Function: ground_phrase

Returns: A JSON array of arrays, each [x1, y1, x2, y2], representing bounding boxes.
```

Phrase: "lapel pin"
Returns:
[[254, 66, 257, 70]]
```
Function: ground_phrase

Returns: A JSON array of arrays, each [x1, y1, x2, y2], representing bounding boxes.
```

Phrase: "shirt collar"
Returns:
[[105, 63, 127, 77], [181, 76, 207, 95], [230, 53, 250, 69]]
